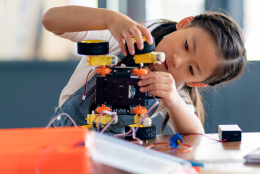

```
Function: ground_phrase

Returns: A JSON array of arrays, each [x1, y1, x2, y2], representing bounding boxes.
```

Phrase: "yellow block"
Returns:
[[134, 114, 145, 124], [87, 55, 112, 66], [134, 114, 139, 124], [86, 114, 112, 126], [133, 52, 157, 64]]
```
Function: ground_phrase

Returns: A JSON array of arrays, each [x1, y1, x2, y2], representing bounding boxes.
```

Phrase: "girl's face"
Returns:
[[154, 26, 222, 85]]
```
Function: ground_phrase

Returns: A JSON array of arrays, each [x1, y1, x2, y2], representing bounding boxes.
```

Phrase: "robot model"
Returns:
[[77, 37, 165, 140]]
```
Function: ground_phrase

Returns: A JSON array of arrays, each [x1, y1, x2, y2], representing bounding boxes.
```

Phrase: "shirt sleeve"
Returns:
[[55, 30, 110, 42], [55, 31, 89, 42]]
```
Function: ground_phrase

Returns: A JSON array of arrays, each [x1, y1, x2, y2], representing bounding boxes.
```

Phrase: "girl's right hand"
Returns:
[[106, 11, 153, 56]]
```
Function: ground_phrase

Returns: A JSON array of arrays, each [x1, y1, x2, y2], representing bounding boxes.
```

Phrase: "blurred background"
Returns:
[[0, 0, 259, 134]]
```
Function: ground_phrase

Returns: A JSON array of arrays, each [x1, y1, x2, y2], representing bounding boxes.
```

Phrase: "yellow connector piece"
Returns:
[[133, 52, 165, 64], [81, 125, 92, 128], [86, 114, 112, 126], [86, 55, 118, 66], [134, 114, 145, 124], [134, 114, 139, 124], [177, 139, 181, 145]]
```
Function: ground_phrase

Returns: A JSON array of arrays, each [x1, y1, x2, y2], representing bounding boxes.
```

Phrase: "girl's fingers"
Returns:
[[139, 83, 172, 93], [119, 25, 152, 55], [118, 25, 152, 55], [117, 37, 127, 56], [118, 37, 127, 56], [123, 32, 135, 55], [138, 76, 168, 87], [138, 73, 174, 87], [130, 27, 143, 50], [137, 25, 153, 45], [146, 90, 170, 99], [141, 71, 171, 79]]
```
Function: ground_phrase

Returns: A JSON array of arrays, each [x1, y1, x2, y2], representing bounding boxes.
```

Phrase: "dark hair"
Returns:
[[146, 12, 247, 133]]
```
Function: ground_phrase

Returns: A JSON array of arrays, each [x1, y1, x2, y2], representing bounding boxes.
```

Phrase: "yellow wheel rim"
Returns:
[[81, 40, 105, 43], [129, 124, 144, 128], [133, 36, 147, 43]]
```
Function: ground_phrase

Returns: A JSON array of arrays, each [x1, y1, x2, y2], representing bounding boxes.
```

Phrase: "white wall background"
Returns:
[[0, 0, 258, 61]]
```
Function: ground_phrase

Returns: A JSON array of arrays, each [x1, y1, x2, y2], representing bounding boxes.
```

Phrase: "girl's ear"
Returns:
[[176, 16, 195, 30], [186, 82, 207, 88]]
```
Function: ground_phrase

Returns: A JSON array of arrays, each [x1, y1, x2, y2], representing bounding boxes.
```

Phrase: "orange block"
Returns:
[[0, 127, 90, 174]]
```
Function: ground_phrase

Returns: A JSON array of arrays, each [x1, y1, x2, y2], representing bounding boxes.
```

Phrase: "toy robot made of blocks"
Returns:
[[77, 37, 165, 140]]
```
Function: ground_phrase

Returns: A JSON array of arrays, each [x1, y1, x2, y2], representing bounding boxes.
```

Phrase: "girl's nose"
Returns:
[[172, 54, 182, 68]]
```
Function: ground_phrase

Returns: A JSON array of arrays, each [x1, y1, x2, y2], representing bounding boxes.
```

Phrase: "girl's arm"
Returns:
[[166, 94, 205, 134], [42, 6, 153, 55], [138, 72, 205, 134]]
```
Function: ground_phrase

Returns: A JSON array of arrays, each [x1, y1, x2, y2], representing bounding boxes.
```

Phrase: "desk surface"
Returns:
[[91, 133, 260, 174], [142, 133, 260, 173]]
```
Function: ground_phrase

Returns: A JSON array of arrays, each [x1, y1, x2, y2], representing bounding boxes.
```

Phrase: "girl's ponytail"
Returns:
[[183, 86, 205, 126]]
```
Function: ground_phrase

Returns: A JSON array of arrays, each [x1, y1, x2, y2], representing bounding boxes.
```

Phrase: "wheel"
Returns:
[[77, 40, 109, 55], [125, 36, 156, 55], [110, 124, 125, 134], [125, 124, 156, 140]]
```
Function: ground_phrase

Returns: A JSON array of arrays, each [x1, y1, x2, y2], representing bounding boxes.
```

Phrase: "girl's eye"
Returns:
[[189, 66, 194, 75], [185, 40, 189, 51]]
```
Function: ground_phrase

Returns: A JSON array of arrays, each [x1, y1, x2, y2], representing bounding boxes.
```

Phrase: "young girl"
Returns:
[[42, 6, 247, 135]]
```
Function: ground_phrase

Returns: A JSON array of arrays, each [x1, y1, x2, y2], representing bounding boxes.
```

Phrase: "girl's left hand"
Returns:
[[138, 72, 180, 109]]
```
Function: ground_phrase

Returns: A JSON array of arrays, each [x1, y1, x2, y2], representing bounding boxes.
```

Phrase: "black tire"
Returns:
[[126, 37, 155, 55], [125, 124, 156, 140], [110, 124, 125, 134], [77, 41, 109, 55]]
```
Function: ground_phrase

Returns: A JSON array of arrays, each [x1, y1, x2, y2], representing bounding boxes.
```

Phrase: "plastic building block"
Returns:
[[170, 133, 183, 148]]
